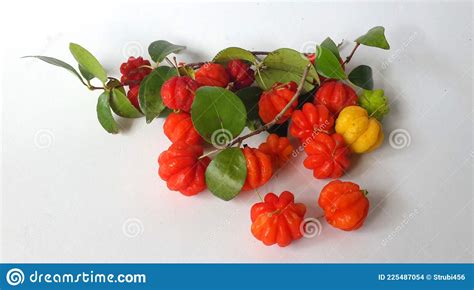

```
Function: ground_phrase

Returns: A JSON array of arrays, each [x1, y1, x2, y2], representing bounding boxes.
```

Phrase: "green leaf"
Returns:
[[320, 37, 341, 60], [205, 148, 247, 201], [159, 107, 173, 118], [315, 45, 346, 80], [23, 55, 86, 86], [191, 87, 247, 144], [110, 88, 143, 118], [256, 48, 319, 92], [78, 64, 95, 81], [148, 40, 185, 63], [139, 66, 177, 123], [355, 26, 390, 50], [178, 65, 195, 78], [213, 47, 257, 65], [348, 65, 374, 90], [358, 89, 389, 121], [235, 86, 263, 130], [69, 43, 108, 84], [97, 91, 119, 134]]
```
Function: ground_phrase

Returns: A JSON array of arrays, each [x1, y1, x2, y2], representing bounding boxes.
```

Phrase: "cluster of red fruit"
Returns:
[[119, 56, 369, 247]]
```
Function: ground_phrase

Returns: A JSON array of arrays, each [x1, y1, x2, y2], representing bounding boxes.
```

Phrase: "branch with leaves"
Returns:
[[26, 26, 390, 200]]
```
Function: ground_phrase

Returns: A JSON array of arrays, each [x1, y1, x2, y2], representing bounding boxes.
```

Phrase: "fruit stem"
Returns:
[[343, 42, 360, 65]]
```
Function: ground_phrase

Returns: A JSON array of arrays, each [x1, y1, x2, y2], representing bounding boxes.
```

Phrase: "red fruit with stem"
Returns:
[[163, 112, 202, 145], [226, 59, 255, 89], [120, 56, 152, 88], [242, 147, 273, 191], [289, 103, 334, 142], [161, 76, 200, 112], [258, 134, 293, 169], [158, 141, 210, 196], [258, 82, 298, 124], [314, 81, 357, 115], [250, 191, 307, 247], [195, 63, 230, 87], [303, 133, 351, 179]]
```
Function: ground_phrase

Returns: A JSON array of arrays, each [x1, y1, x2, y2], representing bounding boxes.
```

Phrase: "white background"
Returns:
[[1, 1, 472, 263]]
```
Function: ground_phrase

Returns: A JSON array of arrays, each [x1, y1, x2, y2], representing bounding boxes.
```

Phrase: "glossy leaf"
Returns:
[[256, 48, 319, 92], [235, 86, 263, 130], [321, 37, 341, 60], [191, 87, 247, 143], [69, 43, 107, 84], [355, 26, 390, 50], [96, 91, 119, 134], [315, 46, 346, 80], [213, 47, 257, 65], [348, 65, 374, 90], [148, 40, 185, 63], [139, 66, 177, 123], [205, 148, 247, 201], [78, 64, 95, 81], [110, 88, 143, 118], [23, 55, 86, 86]]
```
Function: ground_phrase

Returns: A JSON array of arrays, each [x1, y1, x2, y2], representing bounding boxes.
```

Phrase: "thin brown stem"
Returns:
[[165, 57, 176, 68], [343, 42, 360, 65]]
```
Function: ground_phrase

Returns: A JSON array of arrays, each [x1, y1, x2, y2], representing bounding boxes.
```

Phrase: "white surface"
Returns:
[[1, 1, 472, 263]]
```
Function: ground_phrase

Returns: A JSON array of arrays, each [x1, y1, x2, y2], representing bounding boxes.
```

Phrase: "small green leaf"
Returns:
[[23, 55, 86, 86], [315, 45, 346, 80], [257, 48, 319, 92], [235, 86, 263, 130], [178, 65, 195, 78], [358, 89, 389, 121], [348, 65, 374, 90], [78, 64, 95, 81], [213, 47, 257, 65], [139, 66, 177, 123], [205, 148, 247, 201], [320, 37, 341, 60], [148, 40, 185, 63], [110, 88, 143, 118], [191, 87, 247, 143], [97, 91, 119, 134], [69, 43, 108, 84], [355, 26, 390, 50]]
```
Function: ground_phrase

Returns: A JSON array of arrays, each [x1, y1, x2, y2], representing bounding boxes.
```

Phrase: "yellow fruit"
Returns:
[[335, 106, 384, 153]]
